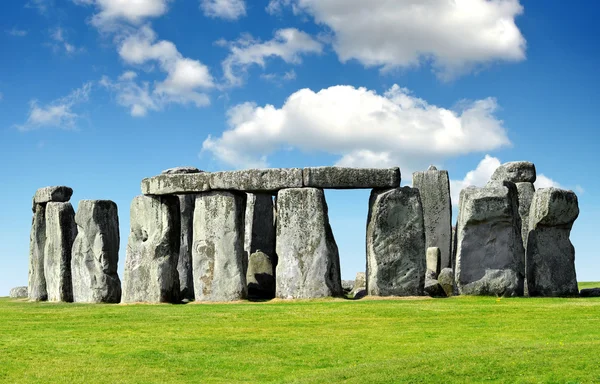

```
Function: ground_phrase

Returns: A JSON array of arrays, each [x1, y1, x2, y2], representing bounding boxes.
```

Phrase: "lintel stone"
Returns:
[[141, 173, 211, 195], [303, 167, 400, 189]]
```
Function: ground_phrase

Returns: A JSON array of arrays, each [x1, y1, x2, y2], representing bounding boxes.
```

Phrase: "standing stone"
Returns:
[[28, 204, 47, 301], [455, 182, 525, 297], [366, 187, 426, 296], [244, 193, 276, 274], [413, 166, 452, 269], [246, 251, 275, 300], [123, 195, 180, 303], [193, 191, 247, 302], [426, 247, 441, 276], [275, 188, 343, 299], [44, 202, 77, 302], [451, 225, 457, 270], [516, 182, 535, 247], [71, 200, 121, 303], [526, 188, 579, 297]]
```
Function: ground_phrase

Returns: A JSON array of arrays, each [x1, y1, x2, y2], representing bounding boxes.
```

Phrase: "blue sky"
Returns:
[[0, 0, 598, 295]]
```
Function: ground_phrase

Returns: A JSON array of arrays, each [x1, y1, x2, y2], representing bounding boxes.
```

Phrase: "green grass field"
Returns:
[[1, 283, 599, 383]]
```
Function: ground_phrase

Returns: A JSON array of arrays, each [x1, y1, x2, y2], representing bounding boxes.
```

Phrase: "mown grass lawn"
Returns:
[[1, 286, 599, 383]]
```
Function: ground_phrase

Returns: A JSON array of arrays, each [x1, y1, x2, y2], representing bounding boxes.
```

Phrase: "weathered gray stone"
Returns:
[[413, 168, 452, 269], [123, 195, 180, 303], [354, 272, 366, 289], [33, 186, 73, 206], [10, 286, 28, 299], [161, 167, 202, 174], [490, 161, 536, 183], [44, 202, 77, 302], [451, 225, 457, 269], [302, 167, 400, 189], [516, 182, 535, 248], [426, 247, 441, 275], [193, 191, 247, 302], [177, 194, 196, 301], [244, 193, 276, 275], [342, 280, 354, 292], [424, 279, 446, 297], [141, 173, 211, 195], [438, 268, 454, 297], [275, 188, 343, 299], [580, 288, 600, 298], [28, 204, 47, 301], [246, 251, 275, 300], [526, 188, 579, 297], [71, 200, 121, 303], [455, 182, 525, 297], [210, 168, 303, 193], [366, 187, 426, 297]]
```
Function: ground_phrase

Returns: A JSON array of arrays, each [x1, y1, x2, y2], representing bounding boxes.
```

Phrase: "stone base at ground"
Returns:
[[44, 202, 77, 302], [10, 286, 28, 298]]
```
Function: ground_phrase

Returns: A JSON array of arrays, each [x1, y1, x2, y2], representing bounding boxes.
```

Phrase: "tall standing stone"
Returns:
[[123, 195, 180, 303], [412, 166, 452, 269], [455, 182, 525, 296], [244, 193, 276, 272], [44, 202, 77, 302], [275, 188, 343, 299], [193, 191, 247, 302], [526, 188, 579, 297], [28, 204, 47, 301], [366, 187, 426, 297], [516, 182, 535, 247], [426, 247, 441, 276], [71, 200, 121, 303]]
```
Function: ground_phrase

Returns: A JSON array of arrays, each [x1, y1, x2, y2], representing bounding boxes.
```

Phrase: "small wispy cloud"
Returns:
[[26, 0, 51, 15], [6, 28, 28, 37], [49, 27, 81, 55]]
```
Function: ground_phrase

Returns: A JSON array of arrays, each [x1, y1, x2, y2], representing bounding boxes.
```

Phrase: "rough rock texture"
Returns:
[[516, 182, 535, 247], [123, 195, 180, 303], [177, 194, 196, 301], [490, 161, 536, 183], [33, 186, 73, 206], [193, 191, 247, 302], [161, 167, 202, 174], [246, 251, 275, 300], [342, 280, 354, 292], [210, 168, 303, 193], [354, 272, 366, 289], [526, 188, 579, 297], [438, 268, 454, 297], [366, 187, 426, 297], [244, 193, 276, 274], [275, 188, 343, 299], [28, 204, 47, 301], [302, 167, 400, 189], [10, 286, 28, 299], [412, 167, 452, 269], [71, 200, 121, 303], [451, 225, 457, 269], [141, 173, 211, 195], [426, 247, 441, 275], [424, 279, 446, 297], [580, 288, 600, 298], [44, 202, 77, 302], [455, 182, 525, 297]]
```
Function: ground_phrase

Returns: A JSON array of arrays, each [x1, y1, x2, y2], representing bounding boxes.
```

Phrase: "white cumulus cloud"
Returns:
[[267, 0, 526, 80], [201, 84, 510, 170], [75, 0, 171, 28], [201, 0, 246, 20]]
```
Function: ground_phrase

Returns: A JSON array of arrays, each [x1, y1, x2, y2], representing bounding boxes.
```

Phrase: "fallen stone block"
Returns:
[[10, 286, 28, 299], [580, 288, 600, 298], [302, 167, 400, 189]]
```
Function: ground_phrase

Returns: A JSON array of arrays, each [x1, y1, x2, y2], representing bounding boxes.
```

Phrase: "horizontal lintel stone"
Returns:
[[302, 167, 400, 189], [141, 173, 211, 195], [33, 186, 73, 205], [209, 168, 303, 193]]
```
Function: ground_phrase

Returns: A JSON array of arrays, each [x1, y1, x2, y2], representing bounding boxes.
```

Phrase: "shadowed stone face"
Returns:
[[246, 251, 275, 300], [302, 167, 400, 189], [244, 193, 276, 275], [516, 182, 535, 248], [71, 200, 121, 303], [177, 194, 196, 301], [366, 187, 426, 297], [33, 186, 73, 207], [275, 188, 342, 299], [44, 202, 77, 302], [193, 191, 247, 302], [123, 195, 180, 303], [28, 204, 47, 301]]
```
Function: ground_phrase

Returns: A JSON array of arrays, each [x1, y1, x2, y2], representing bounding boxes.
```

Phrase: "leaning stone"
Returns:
[[275, 188, 343, 299], [438, 268, 454, 297], [28, 204, 47, 301], [302, 167, 400, 189], [412, 167, 452, 269], [71, 200, 121, 303], [141, 173, 211, 195], [426, 247, 441, 276], [209, 168, 303, 193], [10, 286, 28, 299], [193, 191, 247, 302], [366, 187, 426, 296], [580, 288, 600, 298], [44, 202, 77, 302], [490, 161, 536, 183], [246, 251, 275, 300], [161, 167, 202, 174], [516, 182, 535, 248], [455, 182, 525, 296], [33, 186, 73, 206], [424, 279, 446, 297], [526, 188, 579, 297], [123, 195, 180, 303], [244, 193, 276, 274]]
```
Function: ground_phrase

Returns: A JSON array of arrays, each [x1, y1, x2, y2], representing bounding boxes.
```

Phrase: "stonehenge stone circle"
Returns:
[[244, 193, 276, 272], [413, 166, 452, 269], [366, 187, 426, 297], [490, 161, 536, 184], [123, 195, 181, 303], [10, 286, 28, 299], [426, 247, 441, 276], [526, 188, 579, 297], [303, 167, 400, 189], [193, 191, 247, 302], [455, 182, 525, 297], [28, 204, 47, 301], [246, 251, 275, 300], [275, 188, 343, 299], [71, 200, 121, 303], [44, 202, 77, 302]]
